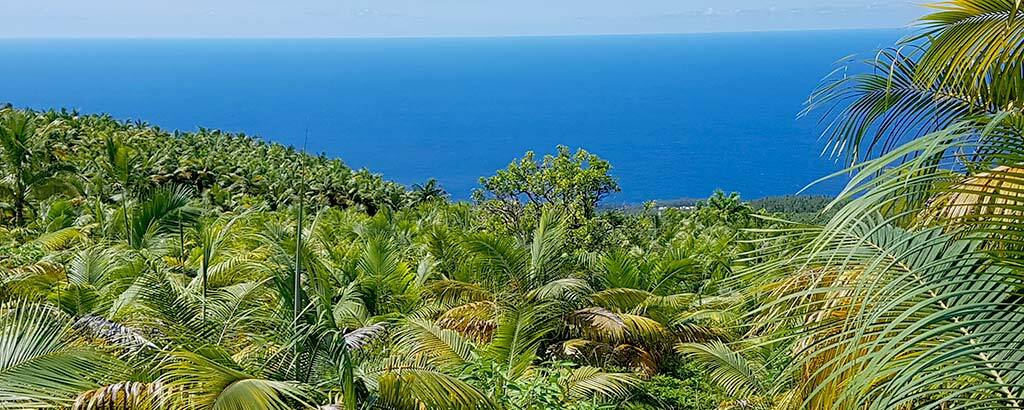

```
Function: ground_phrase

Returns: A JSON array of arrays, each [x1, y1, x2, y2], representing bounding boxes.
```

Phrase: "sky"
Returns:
[[2, 1, 921, 38]]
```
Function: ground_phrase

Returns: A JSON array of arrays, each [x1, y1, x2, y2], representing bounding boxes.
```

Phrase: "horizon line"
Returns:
[[0, 26, 911, 41]]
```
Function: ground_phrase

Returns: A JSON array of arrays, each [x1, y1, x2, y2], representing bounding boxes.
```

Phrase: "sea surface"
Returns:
[[0, 30, 903, 202]]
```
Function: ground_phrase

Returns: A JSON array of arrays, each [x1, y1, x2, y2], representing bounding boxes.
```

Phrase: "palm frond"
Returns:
[[437, 301, 497, 341], [462, 233, 528, 291], [806, 47, 989, 164], [914, 0, 1024, 102], [592, 288, 657, 312], [72, 381, 163, 410], [342, 322, 387, 351], [0, 301, 126, 409], [677, 341, 766, 399], [567, 307, 626, 341], [162, 349, 314, 410], [362, 356, 495, 410], [484, 303, 554, 378], [743, 112, 1024, 408], [396, 318, 477, 367], [34, 226, 87, 251], [528, 210, 568, 285], [526, 277, 592, 303], [559, 366, 639, 401], [425, 280, 492, 307], [128, 185, 198, 250]]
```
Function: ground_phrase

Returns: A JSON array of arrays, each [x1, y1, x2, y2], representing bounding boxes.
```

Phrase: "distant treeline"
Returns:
[[749, 194, 848, 223], [749, 194, 833, 214], [0, 105, 422, 217], [607, 194, 844, 223]]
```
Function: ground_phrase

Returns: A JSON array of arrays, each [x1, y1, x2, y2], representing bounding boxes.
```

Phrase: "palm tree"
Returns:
[[410, 179, 447, 205], [746, 1, 1024, 407], [124, 185, 199, 251], [101, 134, 144, 246], [567, 249, 710, 376], [425, 212, 640, 406], [0, 109, 78, 226]]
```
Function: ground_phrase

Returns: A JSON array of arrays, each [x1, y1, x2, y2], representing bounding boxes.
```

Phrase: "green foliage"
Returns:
[[729, 1, 1024, 408], [3, 108, 426, 217], [0, 156, 759, 410], [473, 145, 619, 246], [0, 301, 127, 408], [13, 2, 1022, 407], [0, 109, 78, 226], [634, 375, 720, 410], [748, 195, 831, 215], [459, 360, 636, 410], [748, 194, 847, 224]]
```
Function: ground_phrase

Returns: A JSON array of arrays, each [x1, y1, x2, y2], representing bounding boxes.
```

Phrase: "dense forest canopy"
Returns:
[[0, 105, 414, 217], [4, 1, 1024, 409]]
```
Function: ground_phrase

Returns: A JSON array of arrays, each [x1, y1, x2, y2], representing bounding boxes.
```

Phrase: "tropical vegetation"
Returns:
[[4, 1, 1024, 409]]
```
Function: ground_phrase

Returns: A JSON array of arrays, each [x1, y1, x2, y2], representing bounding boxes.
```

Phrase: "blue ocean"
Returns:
[[0, 30, 902, 202]]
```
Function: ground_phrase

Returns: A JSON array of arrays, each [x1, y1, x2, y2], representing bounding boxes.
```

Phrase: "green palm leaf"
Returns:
[[162, 349, 314, 410], [361, 356, 495, 410], [0, 301, 126, 409], [560, 366, 639, 401], [484, 303, 554, 379], [396, 318, 477, 367], [677, 341, 765, 399]]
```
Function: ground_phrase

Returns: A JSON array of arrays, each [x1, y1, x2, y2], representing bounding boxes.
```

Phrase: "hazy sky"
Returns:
[[3, 1, 922, 38]]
